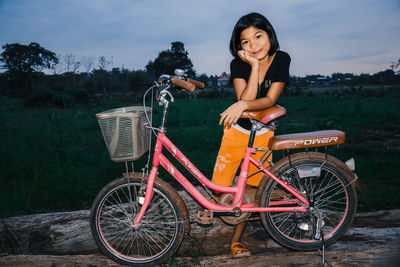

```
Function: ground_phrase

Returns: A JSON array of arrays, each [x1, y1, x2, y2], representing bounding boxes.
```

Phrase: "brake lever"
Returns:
[[159, 90, 174, 103]]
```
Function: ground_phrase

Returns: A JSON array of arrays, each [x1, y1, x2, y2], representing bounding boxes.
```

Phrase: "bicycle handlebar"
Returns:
[[187, 78, 205, 89], [171, 77, 195, 91], [158, 73, 205, 92]]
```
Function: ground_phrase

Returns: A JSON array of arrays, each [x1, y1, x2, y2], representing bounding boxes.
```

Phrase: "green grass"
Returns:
[[279, 89, 400, 211], [0, 87, 399, 217]]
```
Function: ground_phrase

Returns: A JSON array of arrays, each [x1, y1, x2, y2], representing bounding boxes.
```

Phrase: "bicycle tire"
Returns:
[[90, 176, 186, 266], [259, 152, 357, 251]]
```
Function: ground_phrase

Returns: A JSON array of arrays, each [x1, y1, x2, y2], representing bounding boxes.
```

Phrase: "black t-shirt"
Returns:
[[231, 50, 291, 130]]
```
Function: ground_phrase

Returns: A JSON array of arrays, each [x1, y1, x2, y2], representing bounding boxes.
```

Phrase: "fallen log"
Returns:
[[0, 243, 399, 266], [0, 188, 399, 265]]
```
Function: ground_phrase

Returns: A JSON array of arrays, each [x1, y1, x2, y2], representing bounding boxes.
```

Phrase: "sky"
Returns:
[[0, 0, 399, 77]]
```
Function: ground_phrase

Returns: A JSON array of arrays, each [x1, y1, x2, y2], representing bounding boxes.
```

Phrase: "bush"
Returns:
[[52, 90, 74, 108], [194, 87, 234, 98], [284, 86, 302, 96], [24, 87, 90, 108], [64, 87, 90, 103], [24, 88, 55, 108]]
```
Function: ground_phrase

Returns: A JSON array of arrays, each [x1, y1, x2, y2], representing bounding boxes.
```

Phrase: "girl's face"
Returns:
[[239, 26, 271, 60]]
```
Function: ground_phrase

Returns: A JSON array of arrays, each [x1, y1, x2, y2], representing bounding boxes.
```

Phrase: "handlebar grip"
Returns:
[[187, 78, 205, 89], [171, 77, 195, 92]]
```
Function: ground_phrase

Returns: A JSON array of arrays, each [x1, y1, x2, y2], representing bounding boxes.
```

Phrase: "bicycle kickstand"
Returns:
[[315, 210, 332, 267], [318, 234, 333, 267]]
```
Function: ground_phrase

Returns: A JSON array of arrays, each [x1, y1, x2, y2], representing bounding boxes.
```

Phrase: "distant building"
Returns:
[[309, 76, 334, 87], [217, 72, 230, 87]]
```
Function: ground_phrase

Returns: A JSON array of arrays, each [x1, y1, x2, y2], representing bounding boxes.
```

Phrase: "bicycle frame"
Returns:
[[92, 76, 358, 266], [133, 131, 310, 226]]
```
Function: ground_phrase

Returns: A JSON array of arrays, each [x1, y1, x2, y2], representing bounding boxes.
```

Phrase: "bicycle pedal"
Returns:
[[197, 210, 213, 227]]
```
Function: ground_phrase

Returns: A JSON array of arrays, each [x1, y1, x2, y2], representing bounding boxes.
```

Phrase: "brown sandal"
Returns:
[[230, 242, 251, 257]]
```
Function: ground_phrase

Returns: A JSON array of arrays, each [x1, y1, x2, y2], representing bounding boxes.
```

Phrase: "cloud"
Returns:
[[0, 0, 399, 76]]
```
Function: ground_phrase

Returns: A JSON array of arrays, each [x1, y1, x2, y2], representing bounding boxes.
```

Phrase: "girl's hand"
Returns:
[[238, 50, 259, 67], [219, 101, 247, 128]]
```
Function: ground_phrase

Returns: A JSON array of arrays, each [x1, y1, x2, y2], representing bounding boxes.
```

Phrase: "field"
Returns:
[[0, 87, 399, 217]]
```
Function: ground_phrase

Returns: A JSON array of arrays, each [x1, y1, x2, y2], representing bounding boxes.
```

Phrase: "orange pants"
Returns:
[[211, 126, 274, 187]]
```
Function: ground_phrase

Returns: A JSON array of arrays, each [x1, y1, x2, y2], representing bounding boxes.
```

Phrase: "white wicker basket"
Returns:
[[96, 106, 152, 162]]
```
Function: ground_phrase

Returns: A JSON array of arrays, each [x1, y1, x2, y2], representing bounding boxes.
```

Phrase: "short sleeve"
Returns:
[[230, 58, 251, 80], [271, 51, 291, 83]]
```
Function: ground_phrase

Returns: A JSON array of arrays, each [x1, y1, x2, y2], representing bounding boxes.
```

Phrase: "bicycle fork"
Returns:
[[133, 165, 157, 228]]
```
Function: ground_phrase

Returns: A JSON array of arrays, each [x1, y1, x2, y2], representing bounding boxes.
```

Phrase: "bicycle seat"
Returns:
[[268, 130, 346, 150], [241, 105, 286, 124]]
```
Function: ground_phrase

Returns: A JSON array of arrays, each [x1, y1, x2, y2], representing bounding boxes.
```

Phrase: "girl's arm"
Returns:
[[233, 71, 259, 101], [219, 82, 285, 128], [234, 50, 260, 101]]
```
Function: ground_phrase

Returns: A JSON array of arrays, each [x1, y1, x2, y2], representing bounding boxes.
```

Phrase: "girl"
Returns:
[[212, 12, 290, 257]]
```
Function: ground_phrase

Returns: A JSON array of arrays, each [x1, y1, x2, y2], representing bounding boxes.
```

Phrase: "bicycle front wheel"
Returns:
[[90, 176, 185, 266], [259, 152, 357, 251]]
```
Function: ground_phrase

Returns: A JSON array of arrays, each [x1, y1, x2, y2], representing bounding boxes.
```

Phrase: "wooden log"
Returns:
[[0, 210, 95, 255], [1, 187, 399, 265], [175, 245, 400, 266], [0, 244, 399, 266]]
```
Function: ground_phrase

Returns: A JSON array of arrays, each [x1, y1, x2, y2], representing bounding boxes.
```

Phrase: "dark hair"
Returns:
[[229, 12, 279, 57]]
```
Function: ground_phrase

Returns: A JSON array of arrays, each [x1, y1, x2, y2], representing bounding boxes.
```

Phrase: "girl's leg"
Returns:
[[229, 129, 272, 256], [212, 129, 273, 256], [230, 185, 256, 256], [231, 221, 247, 243], [230, 221, 250, 257], [212, 128, 249, 256], [211, 128, 246, 186], [246, 130, 274, 186]]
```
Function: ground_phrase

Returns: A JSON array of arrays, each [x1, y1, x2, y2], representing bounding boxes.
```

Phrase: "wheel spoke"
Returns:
[[100, 212, 131, 227], [316, 181, 343, 201], [107, 193, 132, 223], [316, 189, 346, 208], [121, 186, 136, 220], [260, 159, 356, 250], [276, 211, 294, 229], [284, 222, 297, 236], [92, 179, 183, 264]]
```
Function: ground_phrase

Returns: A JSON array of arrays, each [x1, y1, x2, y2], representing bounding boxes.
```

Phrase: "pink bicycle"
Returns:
[[90, 71, 358, 266]]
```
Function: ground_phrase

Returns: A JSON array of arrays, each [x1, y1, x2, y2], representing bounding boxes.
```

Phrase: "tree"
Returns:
[[81, 56, 94, 73], [198, 73, 209, 88], [146, 41, 195, 79], [390, 59, 400, 74], [129, 70, 149, 97], [97, 56, 112, 70], [0, 42, 58, 74], [50, 54, 63, 74], [0, 42, 58, 93], [63, 54, 81, 73]]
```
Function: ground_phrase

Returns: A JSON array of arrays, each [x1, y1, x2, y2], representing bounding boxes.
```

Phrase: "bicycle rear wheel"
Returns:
[[90, 176, 185, 266], [259, 152, 357, 251]]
